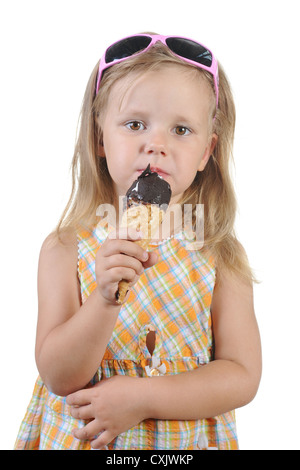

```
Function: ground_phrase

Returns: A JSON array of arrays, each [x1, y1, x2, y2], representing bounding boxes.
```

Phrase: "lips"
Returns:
[[138, 167, 169, 178]]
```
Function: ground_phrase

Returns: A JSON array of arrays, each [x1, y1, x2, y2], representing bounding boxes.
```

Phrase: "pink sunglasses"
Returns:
[[95, 34, 219, 108]]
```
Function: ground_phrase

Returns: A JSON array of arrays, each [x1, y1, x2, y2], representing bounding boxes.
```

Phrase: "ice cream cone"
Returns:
[[116, 204, 164, 304], [115, 164, 171, 304]]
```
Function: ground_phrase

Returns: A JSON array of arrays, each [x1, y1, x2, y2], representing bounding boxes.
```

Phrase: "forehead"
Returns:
[[106, 64, 214, 116]]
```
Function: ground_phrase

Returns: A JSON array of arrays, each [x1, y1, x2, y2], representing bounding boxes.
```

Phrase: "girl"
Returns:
[[15, 33, 261, 450]]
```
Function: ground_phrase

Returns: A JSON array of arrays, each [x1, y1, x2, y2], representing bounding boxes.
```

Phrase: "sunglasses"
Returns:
[[95, 34, 219, 108]]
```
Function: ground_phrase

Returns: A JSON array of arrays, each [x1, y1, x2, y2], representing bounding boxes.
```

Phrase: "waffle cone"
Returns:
[[116, 204, 164, 304]]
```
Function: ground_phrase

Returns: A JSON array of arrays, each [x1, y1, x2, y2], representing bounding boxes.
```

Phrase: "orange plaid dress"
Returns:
[[15, 221, 238, 450]]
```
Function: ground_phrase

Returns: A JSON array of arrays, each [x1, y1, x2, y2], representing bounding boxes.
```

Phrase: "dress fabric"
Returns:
[[14, 221, 238, 450]]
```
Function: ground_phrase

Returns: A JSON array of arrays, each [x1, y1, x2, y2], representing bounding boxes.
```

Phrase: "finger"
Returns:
[[104, 253, 145, 274], [66, 390, 91, 407], [103, 239, 148, 262], [142, 250, 158, 269], [106, 266, 141, 285], [108, 227, 143, 241], [69, 404, 94, 420], [91, 430, 112, 450], [72, 420, 103, 441]]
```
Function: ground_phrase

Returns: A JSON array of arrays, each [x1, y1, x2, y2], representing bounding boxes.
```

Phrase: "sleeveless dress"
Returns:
[[14, 220, 238, 450]]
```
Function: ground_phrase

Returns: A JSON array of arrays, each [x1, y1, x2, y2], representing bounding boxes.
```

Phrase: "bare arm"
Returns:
[[35, 229, 156, 396], [35, 231, 121, 396], [145, 269, 262, 420]]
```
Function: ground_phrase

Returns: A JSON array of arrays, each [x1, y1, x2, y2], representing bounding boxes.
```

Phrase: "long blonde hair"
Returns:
[[57, 40, 254, 284]]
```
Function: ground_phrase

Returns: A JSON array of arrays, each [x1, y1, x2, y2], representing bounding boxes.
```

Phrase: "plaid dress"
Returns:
[[14, 221, 238, 450]]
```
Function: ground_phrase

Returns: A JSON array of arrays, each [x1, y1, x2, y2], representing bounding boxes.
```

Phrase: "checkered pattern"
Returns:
[[14, 221, 238, 450]]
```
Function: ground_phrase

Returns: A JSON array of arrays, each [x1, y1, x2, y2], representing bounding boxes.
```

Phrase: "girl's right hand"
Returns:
[[95, 228, 157, 305]]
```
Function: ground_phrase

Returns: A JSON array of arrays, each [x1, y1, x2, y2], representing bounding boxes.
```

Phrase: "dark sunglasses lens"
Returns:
[[166, 37, 212, 67], [105, 36, 152, 63]]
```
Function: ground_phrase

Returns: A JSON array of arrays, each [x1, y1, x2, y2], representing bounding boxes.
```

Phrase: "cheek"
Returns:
[[179, 170, 198, 191], [103, 144, 135, 194], [170, 168, 197, 198], [104, 130, 133, 159], [104, 137, 123, 166], [176, 145, 204, 173], [105, 156, 126, 185], [171, 147, 204, 191]]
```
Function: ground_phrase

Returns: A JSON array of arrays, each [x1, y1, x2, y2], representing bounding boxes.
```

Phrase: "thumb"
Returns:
[[142, 250, 158, 269]]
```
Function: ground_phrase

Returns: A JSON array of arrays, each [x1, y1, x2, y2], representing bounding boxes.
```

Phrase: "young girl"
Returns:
[[15, 33, 261, 450]]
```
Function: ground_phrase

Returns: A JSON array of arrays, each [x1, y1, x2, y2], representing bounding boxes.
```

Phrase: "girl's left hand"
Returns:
[[66, 375, 148, 449]]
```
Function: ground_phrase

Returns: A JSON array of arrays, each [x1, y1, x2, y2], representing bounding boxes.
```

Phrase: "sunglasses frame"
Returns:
[[95, 34, 219, 108]]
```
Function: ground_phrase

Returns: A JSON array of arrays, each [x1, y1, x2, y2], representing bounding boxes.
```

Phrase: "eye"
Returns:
[[174, 126, 191, 136], [126, 121, 145, 131]]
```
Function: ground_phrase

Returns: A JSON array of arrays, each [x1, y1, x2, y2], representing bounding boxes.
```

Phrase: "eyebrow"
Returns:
[[118, 107, 149, 117], [172, 114, 196, 124], [171, 114, 203, 131]]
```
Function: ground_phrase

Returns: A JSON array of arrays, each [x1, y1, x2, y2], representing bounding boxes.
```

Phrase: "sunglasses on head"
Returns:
[[95, 34, 219, 109]]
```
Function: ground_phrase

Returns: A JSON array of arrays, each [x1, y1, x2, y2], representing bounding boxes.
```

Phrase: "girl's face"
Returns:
[[99, 64, 217, 204]]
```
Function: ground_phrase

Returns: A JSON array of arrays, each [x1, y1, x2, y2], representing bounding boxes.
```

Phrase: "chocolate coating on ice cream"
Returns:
[[126, 164, 172, 206]]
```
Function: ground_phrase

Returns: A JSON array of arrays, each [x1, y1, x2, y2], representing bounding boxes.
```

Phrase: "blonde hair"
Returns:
[[57, 39, 254, 284]]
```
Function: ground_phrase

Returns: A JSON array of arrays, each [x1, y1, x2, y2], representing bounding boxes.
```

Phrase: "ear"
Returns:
[[198, 133, 218, 171], [96, 143, 106, 158]]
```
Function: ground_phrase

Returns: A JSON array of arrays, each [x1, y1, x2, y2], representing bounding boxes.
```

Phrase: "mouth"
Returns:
[[138, 167, 169, 178]]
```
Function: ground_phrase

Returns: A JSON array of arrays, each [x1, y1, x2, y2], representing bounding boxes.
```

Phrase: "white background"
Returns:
[[1, 0, 299, 450]]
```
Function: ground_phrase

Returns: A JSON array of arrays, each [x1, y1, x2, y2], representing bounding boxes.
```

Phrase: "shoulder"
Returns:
[[38, 229, 79, 292], [39, 229, 78, 264], [212, 266, 254, 316]]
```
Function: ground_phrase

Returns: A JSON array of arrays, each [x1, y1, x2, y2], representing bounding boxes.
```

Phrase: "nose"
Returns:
[[144, 132, 167, 157], [144, 143, 167, 156]]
